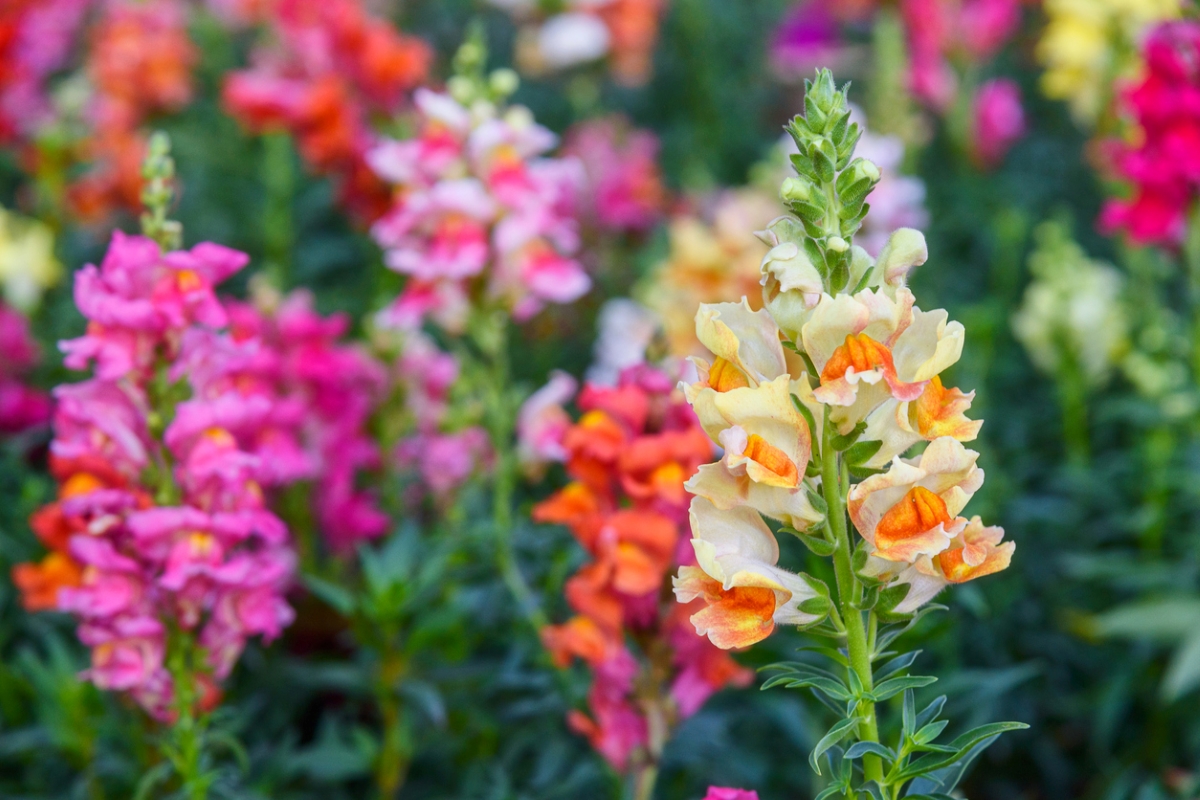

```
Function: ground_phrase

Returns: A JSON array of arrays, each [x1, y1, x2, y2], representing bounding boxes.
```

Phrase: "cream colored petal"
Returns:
[[689, 496, 780, 582], [695, 299, 786, 385], [872, 228, 928, 289], [860, 398, 922, 468], [892, 308, 965, 384]]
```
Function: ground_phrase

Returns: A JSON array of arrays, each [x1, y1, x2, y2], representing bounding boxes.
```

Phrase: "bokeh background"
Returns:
[[3, 1, 1199, 799]]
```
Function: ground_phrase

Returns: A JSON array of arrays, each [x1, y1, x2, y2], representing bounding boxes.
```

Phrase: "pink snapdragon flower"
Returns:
[[368, 88, 590, 331], [562, 116, 667, 234], [1101, 21, 1200, 247], [224, 290, 390, 550], [19, 231, 297, 719]]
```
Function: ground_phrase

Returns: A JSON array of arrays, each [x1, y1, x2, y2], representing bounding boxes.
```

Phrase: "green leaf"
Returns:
[[1090, 597, 1200, 642], [809, 716, 860, 775], [902, 689, 917, 736], [785, 527, 838, 557], [845, 439, 883, 466], [892, 722, 1029, 783], [913, 720, 949, 745], [831, 421, 868, 451], [133, 763, 174, 800], [799, 645, 850, 668], [790, 393, 819, 439], [876, 650, 921, 680], [799, 596, 833, 617], [1162, 631, 1200, 700], [844, 740, 896, 762], [915, 695, 947, 730], [761, 674, 852, 701], [303, 574, 357, 616], [870, 675, 937, 702]]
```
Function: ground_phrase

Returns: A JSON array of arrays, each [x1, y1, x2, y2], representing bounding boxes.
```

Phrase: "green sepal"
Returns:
[[849, 464, 888, 481], [786, 527, 838, 557], [799, 596, 833, 617], [803, 236, 828, 274], [807, 488, 829, 516], [790, 392, 819, 441]]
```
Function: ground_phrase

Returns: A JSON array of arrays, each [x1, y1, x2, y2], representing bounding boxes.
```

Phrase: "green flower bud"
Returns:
[[488, 68, 519, 98], [780, 176, 813, 205], [826, 235, 849, 253]]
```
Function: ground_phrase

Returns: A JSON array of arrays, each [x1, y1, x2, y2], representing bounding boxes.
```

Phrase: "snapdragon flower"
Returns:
[[222, 0, 432, 222], [668, 72, 1020, 796], [367, 56, 589, 331], [15, 138, 296, 721], [535, 365, 751, 779]]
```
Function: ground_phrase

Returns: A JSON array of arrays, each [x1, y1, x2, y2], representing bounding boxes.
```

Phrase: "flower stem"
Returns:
[[821, 418, 883, 787], [374, 653, 411, 800], [478, 312, 547, 634], [165, 633, 210, 800]]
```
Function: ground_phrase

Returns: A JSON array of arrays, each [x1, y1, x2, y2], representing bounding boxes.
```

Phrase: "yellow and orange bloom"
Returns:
[[673, 498, 821, 649]]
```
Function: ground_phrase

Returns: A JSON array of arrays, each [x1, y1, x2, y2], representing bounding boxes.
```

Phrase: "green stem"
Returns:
[[479, 313, 548, 633], [374, 654, 411, 799], [1057, 362, 1090, 469], [165, 633, 209, 800], [821, 418, 883, 787]]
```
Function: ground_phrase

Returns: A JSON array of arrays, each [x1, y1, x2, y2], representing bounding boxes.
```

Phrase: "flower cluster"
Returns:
[[673, 72, 1013, 650], [69, 0, 198, 220], [367, 70, 589, 331], [0, 303, 51, 435], [0, 0, 89, 146], [1014, 221, 1127, 389], [534, 365, 752, 770], [224, 288, 390, 551], [223, 0, 432, 222], [1038, 0, 1181, 126], [638, 188, 779, 360], [488, 0, 668, 86], [562, 116, 667, 235], [1100, 20, 1200, 247], [14, 229, 296, 717], [900, 0, 1022, 110]]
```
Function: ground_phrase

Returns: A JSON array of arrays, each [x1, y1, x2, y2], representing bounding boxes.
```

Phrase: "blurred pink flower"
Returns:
[[517, 370, 578, 473], [562, 116, 667, 233], [971, 78, 1026, 169], [702, 789, 760, 800]]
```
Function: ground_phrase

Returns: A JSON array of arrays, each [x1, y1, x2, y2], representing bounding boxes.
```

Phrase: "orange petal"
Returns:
[[709, 357, 750, 392], [743, 434, 799, 487], [914, 376, 982, 441], [937, 540, 1014, 583], [875, 486, 952, 552], [690, 584, 778, 650], [821, 333, 894, 383]]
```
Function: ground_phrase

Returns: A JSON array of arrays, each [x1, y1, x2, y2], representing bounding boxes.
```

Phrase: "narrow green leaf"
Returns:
[[913, 720, 949, 745], [799, 645, 850, 668], [790, 393, 819, 440], [915, 695, 947, 730], [845, 439, 883, 466], [785, 528, 837, 557], [870, 675, 937, 702], [945, 721, 1030, 752], [809, 717, 860, 776], [902, 689, 916, 736], [876, 650, 922, 680], [843, 741, 896, 762]]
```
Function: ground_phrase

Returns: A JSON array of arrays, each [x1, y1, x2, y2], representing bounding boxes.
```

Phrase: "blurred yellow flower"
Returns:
[[637, 187, 779, 359], [0, 207, 61, 312], [1037, 0, 1181, 124]]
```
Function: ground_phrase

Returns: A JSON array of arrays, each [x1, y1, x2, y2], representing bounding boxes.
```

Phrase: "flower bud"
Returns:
[[780, 177, 812, 205], [872, 228, 928, 290], [826, 236, 849, 253]]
